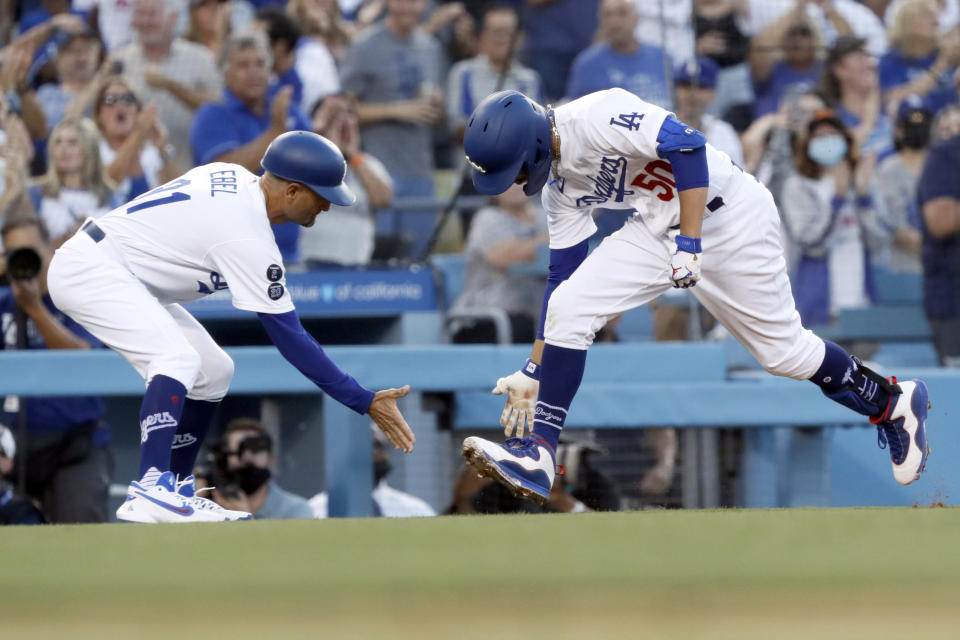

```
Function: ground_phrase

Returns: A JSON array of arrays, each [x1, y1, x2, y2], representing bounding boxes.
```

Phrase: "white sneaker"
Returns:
[[116, 470, 230, 523], [175, 475, 252, 521]]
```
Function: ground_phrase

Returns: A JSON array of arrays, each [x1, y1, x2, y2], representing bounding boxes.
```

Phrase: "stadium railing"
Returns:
[[2, 343, 952, 515]]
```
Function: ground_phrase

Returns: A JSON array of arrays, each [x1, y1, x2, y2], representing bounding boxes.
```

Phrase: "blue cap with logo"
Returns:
[[674, 57, 718, 89], [896, 94, 932, 124]]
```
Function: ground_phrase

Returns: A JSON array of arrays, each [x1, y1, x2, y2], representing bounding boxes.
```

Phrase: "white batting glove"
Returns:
[[669, 234, 702, 289], [491, 359, 540, 438]]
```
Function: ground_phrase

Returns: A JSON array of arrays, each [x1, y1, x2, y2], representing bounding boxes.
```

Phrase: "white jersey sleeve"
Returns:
[[209, 240, 295, 314]]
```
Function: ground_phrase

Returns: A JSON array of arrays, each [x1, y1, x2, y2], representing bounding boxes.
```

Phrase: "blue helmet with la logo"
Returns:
[[463, 91, 553, 196]]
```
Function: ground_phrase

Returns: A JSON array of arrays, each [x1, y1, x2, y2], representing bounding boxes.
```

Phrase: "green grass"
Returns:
[[1, 508, 959, 639]]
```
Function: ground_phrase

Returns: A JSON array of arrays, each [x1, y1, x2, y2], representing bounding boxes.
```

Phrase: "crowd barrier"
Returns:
[[2, 343, 954, 516]]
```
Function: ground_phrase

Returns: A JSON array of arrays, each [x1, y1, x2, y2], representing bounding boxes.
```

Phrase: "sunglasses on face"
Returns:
[[102, 92, 138, 106]]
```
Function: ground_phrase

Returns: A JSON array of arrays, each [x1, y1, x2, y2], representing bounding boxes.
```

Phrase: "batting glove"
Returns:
[[669, 235, 702, 289], [491, 359, 540, 438]]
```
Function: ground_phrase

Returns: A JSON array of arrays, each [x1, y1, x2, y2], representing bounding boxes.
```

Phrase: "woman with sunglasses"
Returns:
[[93, 76, 181, 204]]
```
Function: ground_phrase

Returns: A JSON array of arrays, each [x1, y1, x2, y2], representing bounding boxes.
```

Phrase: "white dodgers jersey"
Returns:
[[543, 88, 742, 248], [94, 163, 294, 314]]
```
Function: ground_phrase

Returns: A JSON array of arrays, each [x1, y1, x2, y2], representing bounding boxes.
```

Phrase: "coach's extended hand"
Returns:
[[369, 386, 416, 453]]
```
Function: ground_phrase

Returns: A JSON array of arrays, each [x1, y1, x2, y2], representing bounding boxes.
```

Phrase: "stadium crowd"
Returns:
[[1, 0, 959, 522]]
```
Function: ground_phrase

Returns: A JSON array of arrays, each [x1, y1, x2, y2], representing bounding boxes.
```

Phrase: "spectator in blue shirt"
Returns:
[[18, 0, 89, 35], [880, 0, 960, 117], [17, 0, 89, 85], [917, 132, 960, 365], [189, 31, 312, 264], [565, 0, 670, 107], [750, 11, 825, 117], [0, 216, 111, 523], [521, 0, 599, 103]]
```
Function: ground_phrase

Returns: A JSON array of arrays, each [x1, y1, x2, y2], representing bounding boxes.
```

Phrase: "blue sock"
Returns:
[[169, 399, 219, 479], [532, 344, 587, 451], [810, 341, 890, 417], [138, 374, 188, 478]]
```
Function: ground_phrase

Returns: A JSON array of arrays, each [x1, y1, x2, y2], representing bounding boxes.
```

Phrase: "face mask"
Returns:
[[807, 134, 847, 167], [373, 459, 391, 485], [901, 121, 931, 149], [234, 465, 271, 494]]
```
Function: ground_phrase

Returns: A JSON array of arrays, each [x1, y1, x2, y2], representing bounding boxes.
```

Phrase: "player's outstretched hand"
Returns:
[[368, 385, 416, 453], [491, 370, 539, 438]]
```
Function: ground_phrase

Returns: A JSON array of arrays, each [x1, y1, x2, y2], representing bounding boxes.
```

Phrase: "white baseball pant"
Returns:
[[544, 178, 826, 381], [48, 229, 234, 400]]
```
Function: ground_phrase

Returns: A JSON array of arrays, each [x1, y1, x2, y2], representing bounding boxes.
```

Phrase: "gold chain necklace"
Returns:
[[549, 110, 561, 179]]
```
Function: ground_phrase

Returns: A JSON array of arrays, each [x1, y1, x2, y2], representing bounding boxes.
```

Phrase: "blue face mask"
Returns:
[[807, 134, 848, 167]]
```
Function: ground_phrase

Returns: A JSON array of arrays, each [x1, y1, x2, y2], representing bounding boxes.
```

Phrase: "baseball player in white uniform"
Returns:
[[47, 131, 416, 523], [459, 89, 930, 504]]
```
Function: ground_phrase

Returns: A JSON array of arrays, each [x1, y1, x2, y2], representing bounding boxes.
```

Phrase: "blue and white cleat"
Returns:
[[871, 378, 931, 485], [176, 475, 253, 521], [117, 469, 230, 523], [462, 435, 556, 504]]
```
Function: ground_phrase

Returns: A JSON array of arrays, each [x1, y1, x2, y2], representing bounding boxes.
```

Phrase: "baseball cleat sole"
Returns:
[[461, 440, 549, 505]]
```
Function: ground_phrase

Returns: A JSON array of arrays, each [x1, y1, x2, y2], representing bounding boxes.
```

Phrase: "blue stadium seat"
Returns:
[[430, 253, 466, 309]]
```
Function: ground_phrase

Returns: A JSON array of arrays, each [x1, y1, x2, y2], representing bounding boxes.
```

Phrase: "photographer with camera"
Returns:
[[0, 216, 111, 523], [201, 417, 313, 520]]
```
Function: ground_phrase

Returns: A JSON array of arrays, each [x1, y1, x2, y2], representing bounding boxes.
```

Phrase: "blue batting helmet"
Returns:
[[463, 90, 553, 196], [261, 131, 356, 206]]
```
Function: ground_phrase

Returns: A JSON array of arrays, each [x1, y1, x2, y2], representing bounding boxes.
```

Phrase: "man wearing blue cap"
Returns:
[[673, 57, 744, 166], [46, 130, 416, 523]]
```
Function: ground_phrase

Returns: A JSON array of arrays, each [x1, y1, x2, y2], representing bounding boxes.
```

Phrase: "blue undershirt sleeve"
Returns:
[[537, 239, 589, 340], [258, 310, 375, 414], [662, 146, 708, 191]]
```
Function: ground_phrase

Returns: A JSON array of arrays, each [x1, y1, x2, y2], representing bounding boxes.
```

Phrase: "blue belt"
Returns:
[[82, 220, 105, 243], [706, 196, 725, 212], [669, 196, 725, 231]]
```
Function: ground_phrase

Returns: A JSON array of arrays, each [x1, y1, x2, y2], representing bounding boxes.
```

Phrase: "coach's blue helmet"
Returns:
[[464, 90, 553, 196], [261, 131, 356, 206]]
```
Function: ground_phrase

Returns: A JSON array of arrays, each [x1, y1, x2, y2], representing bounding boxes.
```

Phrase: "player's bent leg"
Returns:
[[807, 341, 930, 485], [691, 192, 930, 485], [464, 232, 670, 502], [164, 304, 235, 478]]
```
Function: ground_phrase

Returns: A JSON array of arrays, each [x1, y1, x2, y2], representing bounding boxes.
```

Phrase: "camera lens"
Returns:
[[5, 247, 41, 281]]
